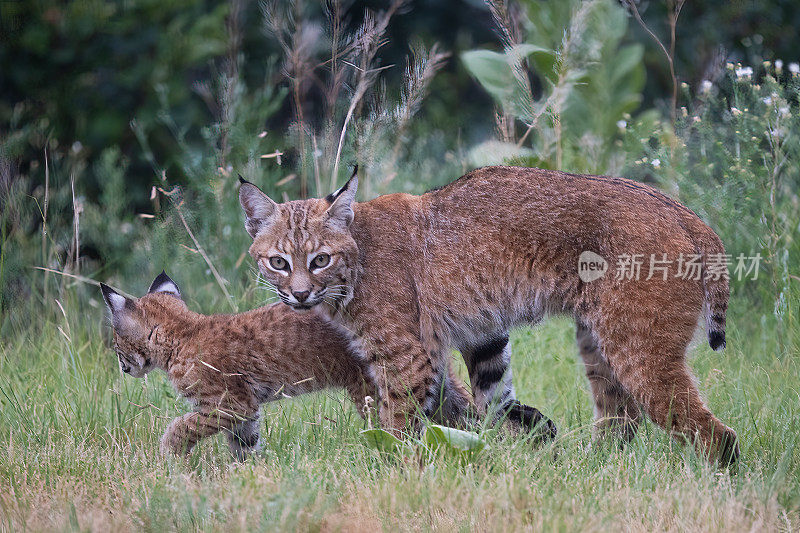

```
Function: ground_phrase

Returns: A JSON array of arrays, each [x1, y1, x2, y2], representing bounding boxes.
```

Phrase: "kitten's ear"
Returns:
[[100, 283, 131, 315], [324, 166, 358, 229], [148, 271, 181, 298], [238, 175, 278, 238]]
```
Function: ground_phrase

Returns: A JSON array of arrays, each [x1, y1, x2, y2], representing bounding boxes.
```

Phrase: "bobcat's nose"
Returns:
[[292, 290, 311, 302], [121, 363, 131, 374]]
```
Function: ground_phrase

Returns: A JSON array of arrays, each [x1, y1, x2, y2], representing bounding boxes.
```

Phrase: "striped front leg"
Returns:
[[462, 335, 516, 417], [462, 335, 556, 440]]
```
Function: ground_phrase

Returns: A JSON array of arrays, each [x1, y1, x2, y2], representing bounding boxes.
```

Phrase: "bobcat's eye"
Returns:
[[269, 256, 288, 271], [311, 253, 331, 269]]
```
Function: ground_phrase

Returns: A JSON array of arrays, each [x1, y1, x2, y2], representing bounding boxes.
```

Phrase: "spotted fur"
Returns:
[[240, 166, 737, 465], [101, 273, 475, 458]]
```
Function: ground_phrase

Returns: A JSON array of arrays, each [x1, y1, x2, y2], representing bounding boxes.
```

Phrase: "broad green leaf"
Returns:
[[424, 424, 486, 454], [610, 44, 645, 85], [360, 428, 404, 454], [461, 49, 518, 106], [461, 44, 555, 115], [510, 43, 555, 61]]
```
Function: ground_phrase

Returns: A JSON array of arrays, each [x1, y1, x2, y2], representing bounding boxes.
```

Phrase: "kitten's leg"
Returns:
[[462, 336, 556, 440], [226, 416, 261, 461], [576, 320, 640, 442], [160, 410, 240, 456]]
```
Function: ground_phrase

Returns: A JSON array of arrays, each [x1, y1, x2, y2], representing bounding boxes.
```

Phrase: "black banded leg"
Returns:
[[463, 335, 515, 417], [226, 416, 261, 461], [462, 335, 556, 441]]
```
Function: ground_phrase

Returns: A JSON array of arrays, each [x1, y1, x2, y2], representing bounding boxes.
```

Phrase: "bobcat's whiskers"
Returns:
[[254, 270, 283, 301]]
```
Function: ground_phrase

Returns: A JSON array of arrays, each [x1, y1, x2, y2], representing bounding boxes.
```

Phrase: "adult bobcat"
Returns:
[[239, 165, 738, 465], [100, 272, 475, 458]]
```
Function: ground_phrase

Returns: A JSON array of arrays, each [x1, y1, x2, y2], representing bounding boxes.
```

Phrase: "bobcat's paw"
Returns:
[[506, 401, 557, 442], [160, 431, 192, 457], [227, 431, 261, 462]]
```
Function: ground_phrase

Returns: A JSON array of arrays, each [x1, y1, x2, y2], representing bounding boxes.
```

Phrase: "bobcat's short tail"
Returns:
[[696, 226, 729, 351]]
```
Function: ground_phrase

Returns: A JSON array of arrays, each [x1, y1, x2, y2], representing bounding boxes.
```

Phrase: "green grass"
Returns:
[[0, 290, 798, 532]]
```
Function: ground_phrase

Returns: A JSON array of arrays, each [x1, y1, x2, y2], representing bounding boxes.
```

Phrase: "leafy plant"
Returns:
[[261, 0, 453, 199], [360, 424, 487, 463], [360, 428, 407, 455], [461, 0, 645, 174], [619, 63, 800, 352], [423, 424, 486, 456]]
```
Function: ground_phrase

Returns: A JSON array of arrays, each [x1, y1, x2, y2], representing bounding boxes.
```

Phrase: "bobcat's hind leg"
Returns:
[[226, 416, 261, 461], [462, 335, 556, 440], [577, 321, 641, 443], [594, 312, 739, 466]]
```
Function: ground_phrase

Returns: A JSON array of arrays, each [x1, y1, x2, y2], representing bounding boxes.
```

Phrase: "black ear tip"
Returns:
[[351, 165, 358, 177], [100, 282, 121, 307], [238, 174, 250, 185], [149, 271, 181, 296]]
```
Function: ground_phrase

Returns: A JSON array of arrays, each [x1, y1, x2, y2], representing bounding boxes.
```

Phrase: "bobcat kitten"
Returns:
[[100, 272, 474, 458], [239, 165, 738, 465]]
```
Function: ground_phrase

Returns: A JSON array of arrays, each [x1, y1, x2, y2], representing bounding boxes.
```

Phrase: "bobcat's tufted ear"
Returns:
[[238, 175, 278, 238], [100, 283, 142, 336], [324, 166, 358, 230], [100, 283, 132, 315], [148, 271, 181, 298]]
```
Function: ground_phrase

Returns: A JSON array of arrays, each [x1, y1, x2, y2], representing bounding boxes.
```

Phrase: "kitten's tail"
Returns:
[[694, 225, 729, 351]]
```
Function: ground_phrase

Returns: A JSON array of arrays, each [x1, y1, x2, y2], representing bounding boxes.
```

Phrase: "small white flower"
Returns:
[[775, 59, 784, 71], [692, 116, 701, 123], [779, 105, 790, 117], [731, 107, 742, 116], [616, 119, 627, 130], [790, 63, 800, 74], [651, 159, 661, 168], [735, 66, 753, 79], [763, 96, 772, 105], [700, 80, 713, 94]]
